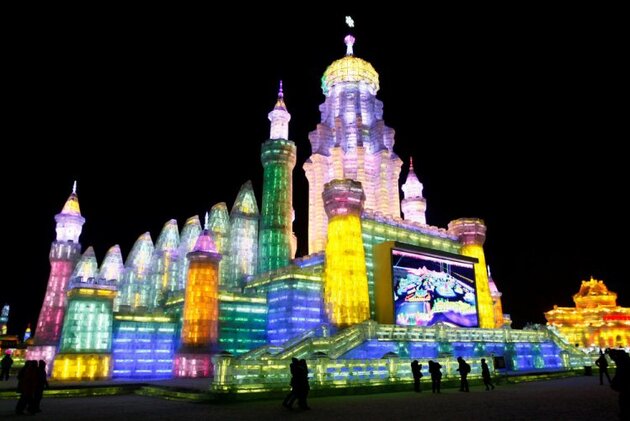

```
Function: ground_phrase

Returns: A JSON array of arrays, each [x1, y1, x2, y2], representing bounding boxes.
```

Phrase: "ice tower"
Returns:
[[448, 218, 495, 328], [118, 232, 154, 311], [322, 179, 370, 327], [304, 33, 403, 253], [29, 183, 85, 368], [258, 82, 296, 274], [174, 215, 222, 377], [401, 158, 427, 225], [228, 181, 259, 289]]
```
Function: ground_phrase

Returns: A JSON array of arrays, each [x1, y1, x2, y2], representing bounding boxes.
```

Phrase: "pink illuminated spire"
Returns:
[[193, 227, 217, 253]]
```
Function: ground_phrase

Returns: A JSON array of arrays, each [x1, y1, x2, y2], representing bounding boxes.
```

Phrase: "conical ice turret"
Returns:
[[119, 232, 154, 311], [149, 219, 180, 308], [209, 203, 230, 286], [401, 157, 427, 224], [177, 216, 202, 290], [227, 180, 259, 289]]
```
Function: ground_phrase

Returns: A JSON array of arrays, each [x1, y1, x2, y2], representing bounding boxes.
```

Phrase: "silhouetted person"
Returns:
[[411, 360, 423, 392], [428, 360, 442, 393], [609, 349, 630, 420], [595, 350, 611, 385], [457, 356, 470, 392], [481, 358, 494, 390], [296, 359, 310, 410], [282, 358, 299, 409], [1, 352, 13, 380], [31, 360, 49, 413], [15, 360, 38, 415]]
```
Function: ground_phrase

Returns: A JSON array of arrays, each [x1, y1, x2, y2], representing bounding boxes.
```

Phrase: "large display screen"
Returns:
[[392, 249, 478, 327]]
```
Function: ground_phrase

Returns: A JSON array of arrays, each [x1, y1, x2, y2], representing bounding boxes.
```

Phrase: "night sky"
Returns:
[[3, 9, 624, 336]]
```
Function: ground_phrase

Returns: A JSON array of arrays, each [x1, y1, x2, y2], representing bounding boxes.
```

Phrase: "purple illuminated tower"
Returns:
[[28, 182, 85, 368]]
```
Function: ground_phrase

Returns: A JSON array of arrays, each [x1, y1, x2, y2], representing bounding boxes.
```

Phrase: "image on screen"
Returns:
[[392, 249, 478, 327]]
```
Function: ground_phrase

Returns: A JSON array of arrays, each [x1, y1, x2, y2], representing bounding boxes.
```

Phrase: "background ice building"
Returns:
[[27, 29, 588, 388]]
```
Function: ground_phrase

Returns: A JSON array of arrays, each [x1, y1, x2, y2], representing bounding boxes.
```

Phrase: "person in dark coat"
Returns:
[[282, 358, 299, 409], [296, 359, 310, 410], [457, 356, 470, 392], [15, 360, 38, 415], [480, 358, 495, 390], [31, 360, 49, 413], [1, 352, 13, 380], [428, 360, 442, 393], [595, 350, 611, 385], [609, 349, 630, 420], [410, 360, 423, 392]]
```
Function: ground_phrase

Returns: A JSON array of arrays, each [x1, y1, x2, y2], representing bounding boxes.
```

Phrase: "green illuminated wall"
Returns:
[[218, 292, 268, 355]]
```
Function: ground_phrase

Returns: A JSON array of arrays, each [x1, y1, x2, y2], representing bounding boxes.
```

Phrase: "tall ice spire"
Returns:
[[56, 181, 85, 242], [268, 80, 291, 140], [304, 19, 402, 253], [401, 157, 427, 224]]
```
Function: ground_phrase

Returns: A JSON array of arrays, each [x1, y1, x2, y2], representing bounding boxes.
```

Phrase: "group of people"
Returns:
[[15, 359, 49, 415], [282, 358, 310, 410], [410, 357, 495, 393]]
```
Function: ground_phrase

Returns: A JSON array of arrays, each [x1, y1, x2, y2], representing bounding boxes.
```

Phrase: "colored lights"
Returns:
[[545, 278, 630, 348]]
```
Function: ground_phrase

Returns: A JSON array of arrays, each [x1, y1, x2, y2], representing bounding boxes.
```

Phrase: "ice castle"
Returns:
[[27, 27, 587, 391]]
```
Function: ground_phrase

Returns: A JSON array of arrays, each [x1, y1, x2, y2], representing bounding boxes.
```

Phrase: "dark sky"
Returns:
[[3, 9, 625, 336]]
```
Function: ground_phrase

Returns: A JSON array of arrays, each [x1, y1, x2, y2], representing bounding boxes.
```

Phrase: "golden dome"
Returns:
[[321, 35, 379, 95]]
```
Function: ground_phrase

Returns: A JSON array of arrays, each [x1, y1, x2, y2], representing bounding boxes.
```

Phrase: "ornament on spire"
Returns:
[[278, 80, 284, 99], [204, 212, 209, 230], [344, 16, 355, 56], [72, 180, 77, 194]]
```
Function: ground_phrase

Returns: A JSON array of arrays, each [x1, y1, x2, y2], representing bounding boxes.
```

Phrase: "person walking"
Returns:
[[282, 358, 299, 409], [411, 360, 423, 392], [1, 352, 13, 380], [481, 358, 495, 390], [296, 359, 310, 410], [595, 350, 611, 386], [457, 356, 470, 392]]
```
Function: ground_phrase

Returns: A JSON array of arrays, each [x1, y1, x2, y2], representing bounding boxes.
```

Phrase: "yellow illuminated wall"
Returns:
[[181, 255, 220, 347], [324, 215, 370, 327], [459, 244, 494, 328], [52, 354, 111, 380]]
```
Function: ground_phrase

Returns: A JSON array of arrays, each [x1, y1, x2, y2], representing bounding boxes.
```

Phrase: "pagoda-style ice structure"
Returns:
[[29, 21, 589, 389]]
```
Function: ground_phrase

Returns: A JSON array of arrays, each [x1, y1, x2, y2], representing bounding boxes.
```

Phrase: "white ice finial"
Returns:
[[204, 212, 209, 230], [344, 34, 355, 56], [345, 16, 355, 28], [72, 180, 77, 194]]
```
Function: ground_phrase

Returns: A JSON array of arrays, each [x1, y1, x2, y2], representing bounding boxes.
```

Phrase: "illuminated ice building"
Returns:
[[29, 29, 588, 388], [545, 278, 630, 349]]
